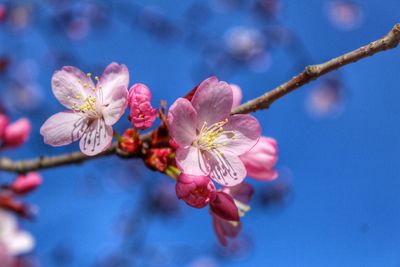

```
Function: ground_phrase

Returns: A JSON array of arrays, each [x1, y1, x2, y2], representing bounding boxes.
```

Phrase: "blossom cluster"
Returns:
[[0, 112, 39, 264], [40, 62, 278, 246]]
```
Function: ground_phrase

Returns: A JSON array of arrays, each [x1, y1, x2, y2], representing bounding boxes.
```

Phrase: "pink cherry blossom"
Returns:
[[0, 210, 34, 257], [128, 83, 157, 130], [175, 174, 216, 208], [168, 77, 261, 186], [240, 137, 278, 180], [230, 84, 278, 180], [11, 172, 42, 195], [40, 62, 129, 156], [0, 114, 9, 139], [2, 118, 31, 148]]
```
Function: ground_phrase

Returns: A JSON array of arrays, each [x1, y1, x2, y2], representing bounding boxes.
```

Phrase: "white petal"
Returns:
[[79, 119, 113, 156]]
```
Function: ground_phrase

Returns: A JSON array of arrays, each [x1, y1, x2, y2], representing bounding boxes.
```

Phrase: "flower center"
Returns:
[[194, 119, 236, 153], [67, 74, 103, 119]]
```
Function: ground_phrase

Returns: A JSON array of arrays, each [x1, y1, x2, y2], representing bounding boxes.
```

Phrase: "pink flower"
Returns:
[[0, 114, 9, 139], [168, 77, 261, 186], [2, 118, 31, 148], [11, 172, 42, 195], [128, 83, 157, 130], [40, 63, 129, 156], [0, 210, 34, 256], [175, 174, 216, 208], [240, 137, 278, 180], [230, 84, 278, 180]]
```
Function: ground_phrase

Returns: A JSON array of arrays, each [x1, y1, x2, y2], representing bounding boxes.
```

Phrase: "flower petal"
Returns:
[[51, 66, 96, 109], [205, 151, 247, 186], [79, 119, 113, 156], [215, 114, 261, 155], [97, 62, 129, 104], [168, 98, 198, 147], [6, 231, 34, 256], [40, 111, 88, 146], [191, 77, 233, 129], [102, 85, 128, 126], [176, 146, 209, 176], [230, 84, 243, 109]]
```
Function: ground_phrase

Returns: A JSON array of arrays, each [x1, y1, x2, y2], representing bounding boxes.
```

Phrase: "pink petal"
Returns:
[[248, 169, 278, 181], [168, 98, 198, 148], [230, 84, 243, 109], [205, 151, 247, 186], [223, 183, 254, 204], [210, 191, 240, 221], [40, 111, 88, 146], [51, 66, 95, 109], [215, 114, 261, 156], [97, 62, 129, 104], [175, 146, 209, 176], [102, 85, 128, 126], [191, 77, 233, 129], [79, 119, 113, 156]]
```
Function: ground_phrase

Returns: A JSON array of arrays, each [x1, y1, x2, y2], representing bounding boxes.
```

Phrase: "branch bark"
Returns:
[[1, 23, 400, 174], [232, 23, 400, 114]]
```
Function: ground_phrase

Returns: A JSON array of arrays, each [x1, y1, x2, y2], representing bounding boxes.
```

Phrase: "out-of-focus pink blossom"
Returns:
[[2, 118, 31, 148], [240, 137, 278, 181], [0, 114, 8, 139], [211, 211, 241, 247], [168, 77, 260, 186], [210, 191, 239, 221], [325, 0, 364, 31], [0, 4, 6, 23], [40, 62, 129, 156], [0, 210, 34, 257], [11, 172, 42, 195], [128, 83, 157, 130], [176, 174, 216, 208], [211, 183, 253, 246]]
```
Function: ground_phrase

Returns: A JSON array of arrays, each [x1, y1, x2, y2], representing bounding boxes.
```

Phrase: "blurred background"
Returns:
[[0, 0, 399, 266]]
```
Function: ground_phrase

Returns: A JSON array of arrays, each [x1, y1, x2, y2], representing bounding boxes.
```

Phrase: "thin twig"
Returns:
[[1, 23, 399, 174], [232, 23, 400, 114]]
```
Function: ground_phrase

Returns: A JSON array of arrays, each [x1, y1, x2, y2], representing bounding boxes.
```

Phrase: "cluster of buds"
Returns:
[[176, 173, 254, 246], [0, 172, 42, 219], [128, 83, 157, 130], [0, 113, 31, 150]]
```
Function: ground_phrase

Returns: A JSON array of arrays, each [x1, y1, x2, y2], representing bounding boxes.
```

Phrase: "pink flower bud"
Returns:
[[128, 83, 157, 130], [11, 172, 42, 195], [176, 174, 216, 208], [128, 83, 152, 103], [2, 118, 31, 148], [0, 114, 9, 139], [240, 136, 278, 181], [210, 192, 239, 221]]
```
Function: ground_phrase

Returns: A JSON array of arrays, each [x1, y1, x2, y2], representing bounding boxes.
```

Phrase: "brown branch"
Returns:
[[1, 23, 399, 174], [232, 23, 400, 114]]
